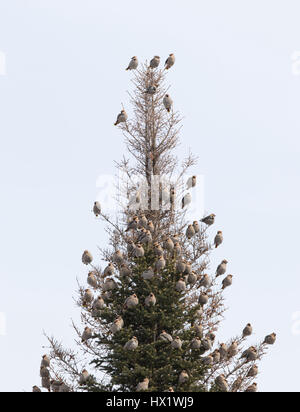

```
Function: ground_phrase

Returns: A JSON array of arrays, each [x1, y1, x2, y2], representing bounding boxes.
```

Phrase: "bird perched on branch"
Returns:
[[114, 109, 128, 126], [241, 346, 258, 362], [134, 243, 145, 258], [163, 237, 174, 253], [87, 271, 98, 288], [145, 85, 158, 95], [242, 323, 253, 337], [219, 343, 228, 360], [150, 55, 160, 68], [155, 256, 166, 271], [201, 214, 215, 226], [178, 370, 189, 384], [145, 293, 156, 306], [222, 274, 233, 290], [163, 94, 173, 112], [82, 250, 93, 265], [171, 336, 182, 349], [247, 365, 258, 377], [93, 296, 105, 310], [193, 221, 200, 233], [103, 278, 117, 291], [79, 370, 89, 385], [198, 292, 209, 306], [214, 231, 223, 248], [136, 378, 149, 392], [120, 263, 132, 278], [124, 294, 139, 309], [199, 274, 211, 288], [245, 383, 257, 393], [41, 355, 50, 368], [216, 259, 228, 277], [186, 224, 196, 239], [83, 289, 94, 305], [113, 250, 124, 265], [227, 341, 238, 358], [165, 53, 175, 70], [126, 56, 138, 71], [142, 267, 154, 280], [93, 201, 101, 217], [126, 216, 139, 232], [81, 327, 92, 342], [159, 330, 173, 342], [181, 193, 192, 209], [263, 333, 276, 345], [110, 317, 123, 334], [104, 263, 115, 277], [187, 176, 197, 189], [124, 336, 138, 350], [191, 337, 201, 349], [32, 385, 41, 392], [215, 375, 229, 392], [176, 278, 186, 292]]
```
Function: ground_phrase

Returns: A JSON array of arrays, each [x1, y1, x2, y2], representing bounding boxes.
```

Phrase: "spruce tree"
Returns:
[[35, 57, 276, 393]]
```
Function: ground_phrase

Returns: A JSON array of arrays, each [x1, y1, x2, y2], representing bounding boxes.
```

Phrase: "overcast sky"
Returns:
[[1, 0, 300, 392]]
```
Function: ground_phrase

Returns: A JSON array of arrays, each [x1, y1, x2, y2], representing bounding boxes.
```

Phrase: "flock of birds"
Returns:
[[71, 189, 276, 393], [114, 54, 175, 126]]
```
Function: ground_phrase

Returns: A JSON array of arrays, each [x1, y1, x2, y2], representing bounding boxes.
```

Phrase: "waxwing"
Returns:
[[242, 323, 253, 337], [145, 293, 156, 307], [87, 271, 98, 288], [216, 260, 228, 277], [142, 267, 154, 280], [93, 201, 101, 217], [247, 365, 258, 377], [81, 327, 92, 342], [126, 56, 138, 71], [163, 94, 173, 112], [215, 375, 229, 392], [124, 336, 138, 350], [126, 216, 139, 231], [263, 333, 276, 345], [165, 53, 175, 70], [214, 231, 223, 248], [176, 278, 186, 292], [186, 224, 195, 239], [222, 274, 233, 290], [171, 336, 182, 349], [191, 337, 201, 349], [199, 274, 211, 288], [150, 55, 160, 68], [198, 292, 209, 306], [155, 256, 166, 272], [82, 250, 93, 265], [79, 370, 89, 385], [245, 383, 257, 393], [201, 214, 215, 226], [181, 193, 191, 209], [113, 250, 124, 265], [134, 244, 145, 258], [114, 109, 128, 126], [124, 294, 139, 309], [41, 354, 50, 368], [178, 370, 189, 384], [136, 378, 149, 392], [159, 330, 173, 342]]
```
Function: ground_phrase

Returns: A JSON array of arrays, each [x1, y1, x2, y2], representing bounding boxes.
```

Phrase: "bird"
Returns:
[[242, 323, 253, 338], [186, 176, 197, 189], [212, 349, 221, 363], [40, 366, 50, 378], [139, 214, 148, 228], [32, 385, 41, 392], [114, 109, 128, 126], [171, 336, 182, 349], [82, 250, 93, 265], [79, 370, 89, 385], [198, 292, 209, 306], [142, 267, 154, 280], [206, 332, 216, 344], [147, 220, 154, 233], [181, 193, 191, 209], [50, 380, 61, 393], [167, 387, 174, 392], [124, 294, 139, 309], [214, 231, 223, 248], [87, 271, 98, 288], [222, 274, 233, 290], [241, 346, 258, 362], [113, 250, 124, 265], [165, 53, 175, 70], [120, 263, 132, 278], [188, 271, 197, 284], [136, 378, 149, 392], [263, 333, 276, 345], [126, 56, 138, 71], [193, 323, 203, 337], [191, 337, 201, 349], [247, 365, 258, 378], [145, 292, 156, 307], [134, 243, 145, 258], [176, 278, 186, 292], [126, 216, 139, 231], [140, 230, 152, 245], [163, 94, 173, 112], [174, 242, 182, 255], [231, 377, 242, 392], [215, 375, 229, 392], [216, 260, 228, 277], [200, 338, 212, 352], [183, 262, 192, 275], [83, 289, 94, 304], [145, 85, 157, 95], [93, 296, 105, 310], [159, 330, 173, 342], [110, 317, 123, 334], [201, 213, 216, 226], [202, 355, 213, 366], [186, 224, 196, 239], [163, 237, 174, 253], [81, 327, 92, 342], [154, 242, 164, 257], [150, 55, 160, 68], [219, 343, 228, 360], [199, 274, 211, 288], [41, 355, 50, 368], [127, 239, 136, 255], [227, 341, 238, 358], [193, 221, 200, 233], [155, 256, 166, 272], [245, 383, 257, 393], [41, 377, 50, 391], [93, 201, 101, 217], [103, 278, 117, 291], [176, 260, 186, 274], [178, 370, 189, 384], [104, 263, 115, 277], [124, 336, 138, 350]]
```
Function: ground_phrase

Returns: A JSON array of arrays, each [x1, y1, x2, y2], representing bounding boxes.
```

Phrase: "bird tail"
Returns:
[[125, 68, 129, 71], [167, 108, 170, 113], [114, 122, 117, 126]]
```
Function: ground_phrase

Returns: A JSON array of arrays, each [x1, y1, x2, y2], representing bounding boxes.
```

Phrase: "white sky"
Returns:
[[1, 0, 300, 392]]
